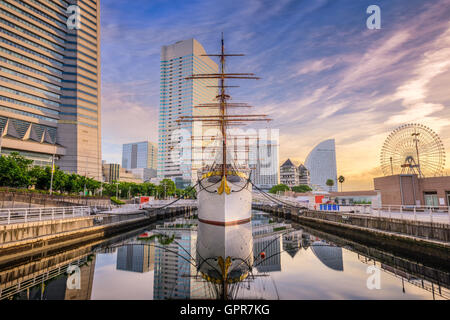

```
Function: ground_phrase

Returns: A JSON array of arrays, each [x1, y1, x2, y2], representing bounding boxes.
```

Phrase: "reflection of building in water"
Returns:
[[116, 244, 155, 273], [6, 255, 96, 300], [153, 229, 208, 299], [98, 247, 117, 254], [253, 235, 281, 272], [65, 256, 96, 300], [283, 230, 303, 258], [310, 241, 343, 271], [251, 212, 270, 226]]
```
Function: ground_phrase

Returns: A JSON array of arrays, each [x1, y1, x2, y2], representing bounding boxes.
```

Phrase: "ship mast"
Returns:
[[178, 34, 271, 178]]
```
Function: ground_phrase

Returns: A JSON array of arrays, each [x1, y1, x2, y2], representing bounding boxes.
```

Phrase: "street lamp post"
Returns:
[[49, 146, 56, 195]]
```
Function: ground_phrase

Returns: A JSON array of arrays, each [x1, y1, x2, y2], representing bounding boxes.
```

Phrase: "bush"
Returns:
[[291, 185, 312, 193], [269, 184, 290, 194], [110, 196, 125, 205]]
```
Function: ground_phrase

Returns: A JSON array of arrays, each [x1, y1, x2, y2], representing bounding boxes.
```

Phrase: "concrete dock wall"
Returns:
[[0, 205, 196, 267]]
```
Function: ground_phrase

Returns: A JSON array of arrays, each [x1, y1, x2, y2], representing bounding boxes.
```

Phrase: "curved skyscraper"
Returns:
[[304, 139, 337, 192]]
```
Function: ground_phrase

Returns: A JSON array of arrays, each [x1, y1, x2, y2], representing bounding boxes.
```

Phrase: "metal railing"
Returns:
[[253, 193, 450, 224], [0, 206, 90, 225], [336, 204, 450, 224]]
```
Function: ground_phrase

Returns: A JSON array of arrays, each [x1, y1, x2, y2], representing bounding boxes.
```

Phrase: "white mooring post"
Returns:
[[400, 205, 403, 220], [429, 207, 433, 223], [414, 206, 417, 221], [8, 209, 11, 225], [388, 206, 391, 219]]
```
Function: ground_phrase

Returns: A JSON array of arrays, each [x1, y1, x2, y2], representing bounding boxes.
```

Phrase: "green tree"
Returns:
[[158, 179, 176, 199], [326, 179, 335, 192], [291, 185, 312, 193], [0, 152, 33, 188], [269, 184, 290, 194]]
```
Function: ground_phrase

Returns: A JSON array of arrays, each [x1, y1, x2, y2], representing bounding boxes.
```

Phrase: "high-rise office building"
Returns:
[[250, 138, 280, 190], [158, 39, 218, 188], [0, 0, 102, 179], [122, 141, 157, 170]]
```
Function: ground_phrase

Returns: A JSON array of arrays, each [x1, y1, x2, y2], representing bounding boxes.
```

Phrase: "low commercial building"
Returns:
[[298, 164, 310, 186], [329, 190, 380, 206], [130, 168, 157, 182], [102, 163, 143, 184], [374, 174, 450, 207]]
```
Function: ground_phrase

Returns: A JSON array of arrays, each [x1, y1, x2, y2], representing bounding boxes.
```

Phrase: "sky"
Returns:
[[99, 0, 450, 190]]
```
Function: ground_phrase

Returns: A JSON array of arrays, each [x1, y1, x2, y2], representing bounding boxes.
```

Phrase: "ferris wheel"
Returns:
[[380, 123, 446, 177]]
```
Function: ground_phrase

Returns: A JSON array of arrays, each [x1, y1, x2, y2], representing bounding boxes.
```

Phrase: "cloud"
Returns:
[[99, 0, 450, 189]]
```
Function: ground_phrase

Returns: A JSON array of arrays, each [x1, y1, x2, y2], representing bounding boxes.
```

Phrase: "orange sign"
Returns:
[[140, 196, 150, 204], [315, 195, 324, 204]]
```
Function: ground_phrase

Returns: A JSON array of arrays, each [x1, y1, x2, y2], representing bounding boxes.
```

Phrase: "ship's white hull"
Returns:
[[197, 173, 252, 225]]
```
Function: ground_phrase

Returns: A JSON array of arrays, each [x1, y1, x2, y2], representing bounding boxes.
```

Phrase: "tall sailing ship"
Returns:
[[178, 35, 270, 227]]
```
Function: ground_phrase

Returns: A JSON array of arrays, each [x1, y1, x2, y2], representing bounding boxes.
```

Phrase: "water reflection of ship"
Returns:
[[195, 218, 297, 299], [196, 220, 254, 299]]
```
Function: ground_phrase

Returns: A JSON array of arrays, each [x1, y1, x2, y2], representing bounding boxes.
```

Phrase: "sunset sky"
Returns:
[[100, 0, 450, 190]]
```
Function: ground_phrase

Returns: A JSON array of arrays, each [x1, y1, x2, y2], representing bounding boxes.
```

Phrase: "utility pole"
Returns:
[[0, 128, 3, 156]]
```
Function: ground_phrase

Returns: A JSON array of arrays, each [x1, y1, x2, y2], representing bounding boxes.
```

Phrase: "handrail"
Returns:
[[0, 206, 90, 225]]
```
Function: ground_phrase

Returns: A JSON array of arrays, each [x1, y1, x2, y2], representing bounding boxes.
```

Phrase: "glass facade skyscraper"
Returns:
[[0, 0, 102, 179], [158, 39, 218, 188], [250, 138, 280, 190], [122, 140, 157, 170]]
